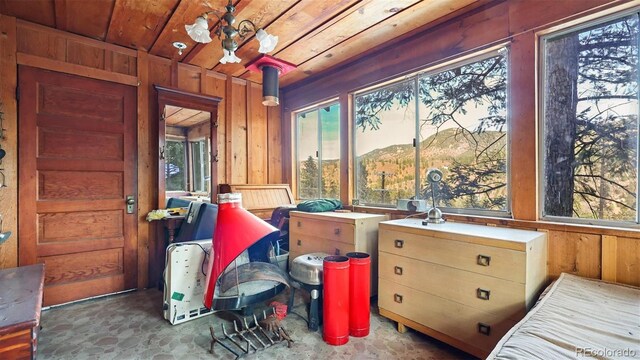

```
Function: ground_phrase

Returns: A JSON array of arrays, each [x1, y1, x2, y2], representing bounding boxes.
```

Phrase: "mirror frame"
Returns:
[[155, 85, 222, 209]]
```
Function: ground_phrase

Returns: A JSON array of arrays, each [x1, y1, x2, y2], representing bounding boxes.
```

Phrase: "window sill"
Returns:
[[349, 205, 640, 238]]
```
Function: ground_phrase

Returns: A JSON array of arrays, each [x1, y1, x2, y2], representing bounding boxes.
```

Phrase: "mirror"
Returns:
[[155, 86, 222, 209]]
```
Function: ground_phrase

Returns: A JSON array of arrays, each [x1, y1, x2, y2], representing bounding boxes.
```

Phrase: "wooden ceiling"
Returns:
[[164, 105, 210, 128], [0, 0, 480, 87]]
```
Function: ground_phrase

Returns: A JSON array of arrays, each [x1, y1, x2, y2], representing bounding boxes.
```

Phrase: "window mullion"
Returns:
[[414, 77, 421, 199], [185, 140, 190, 192], [317, 108, 323, 198], [295, 116, 301, 198], [637, 12, 640, 224]]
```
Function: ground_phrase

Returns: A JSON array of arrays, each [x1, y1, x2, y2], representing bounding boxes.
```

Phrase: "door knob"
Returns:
[[126, 195, 135, 214]]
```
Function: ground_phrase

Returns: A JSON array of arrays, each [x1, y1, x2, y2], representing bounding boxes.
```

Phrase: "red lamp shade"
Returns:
[[203, 193, 279, 309]]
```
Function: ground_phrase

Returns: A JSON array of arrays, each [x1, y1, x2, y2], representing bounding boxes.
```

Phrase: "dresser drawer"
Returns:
[[289, 234, 351, 253], [379, 253, 526, 319], [290, 217, 355, 244], [379, 229, 526, 283], [379, 278, 517, 354], [289, 236, 328, 269]]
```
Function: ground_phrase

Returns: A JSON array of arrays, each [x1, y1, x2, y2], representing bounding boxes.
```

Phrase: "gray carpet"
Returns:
[[38, 289, 473, 359]]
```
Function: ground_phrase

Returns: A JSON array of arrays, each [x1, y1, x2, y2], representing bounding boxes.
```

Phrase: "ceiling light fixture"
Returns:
[[172, 42, 187, 55], [185, 0, 278, 64]]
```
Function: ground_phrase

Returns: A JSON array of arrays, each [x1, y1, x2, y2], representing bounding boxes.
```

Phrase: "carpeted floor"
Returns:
[[38, 288, 474, 360]]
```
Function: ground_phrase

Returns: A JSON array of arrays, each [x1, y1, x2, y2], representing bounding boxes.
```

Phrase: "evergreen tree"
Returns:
[[300, 156, 319, 199], [544, 15, 638, 220]]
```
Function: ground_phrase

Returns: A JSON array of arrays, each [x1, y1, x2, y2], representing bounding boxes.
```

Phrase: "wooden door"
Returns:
[[18, 66, 137, 306]]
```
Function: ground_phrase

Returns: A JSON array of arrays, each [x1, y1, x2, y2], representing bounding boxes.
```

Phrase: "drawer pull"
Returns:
[[297, 239, 302, 246], [394, 239, 404, 248], [478, 322, 491, 336], [297, 221, 301, 227], [334, 228, 341, 235], [476, 288, 491, 300], [394, 266, 403, 275], [477, 254, 491, 266], [394, 294, 403, 303], [335, 248, 341, 255]]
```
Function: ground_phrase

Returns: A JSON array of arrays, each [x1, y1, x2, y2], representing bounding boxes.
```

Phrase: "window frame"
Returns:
[[293, 99, 340, 200], [352, 47, 511, 217], [190, 138, 208, 194], [538, 8, 640, 227]]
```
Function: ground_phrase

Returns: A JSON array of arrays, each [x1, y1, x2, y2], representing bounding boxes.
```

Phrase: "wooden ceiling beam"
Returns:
[[0, 0, 56, 27], [210, 0, 361, 78], [241, 0, 421, 83], [56, 0, 116, 40], [106, 0, 179, 51], [53, 0, 67, 31], [251, 0, 481, 86], [184, 0, 297, 70]]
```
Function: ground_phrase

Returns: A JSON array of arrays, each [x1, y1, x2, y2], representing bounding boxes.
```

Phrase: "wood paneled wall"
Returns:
[[0, 18, 284, 288], [281, 0, 640, 287], [0, 15, 17, 269]]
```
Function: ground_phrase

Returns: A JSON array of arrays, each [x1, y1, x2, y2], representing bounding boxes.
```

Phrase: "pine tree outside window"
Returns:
[[541, 11, 640, 226], [165, 139, 187, 192], [295, 102, 341, 200]]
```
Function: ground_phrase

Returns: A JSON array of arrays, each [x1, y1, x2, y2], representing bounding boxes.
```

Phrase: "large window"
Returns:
[[295, 102, 340, 199], [354, 49, 508, 213], [541, 12, 639, 225], [355, 80, 417, 205]]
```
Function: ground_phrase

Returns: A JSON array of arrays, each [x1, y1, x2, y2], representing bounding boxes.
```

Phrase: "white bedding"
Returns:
[[488, 273, 640, 360]]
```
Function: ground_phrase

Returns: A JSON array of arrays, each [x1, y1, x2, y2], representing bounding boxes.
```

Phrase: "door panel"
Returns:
[[18, 66, 137, 305]]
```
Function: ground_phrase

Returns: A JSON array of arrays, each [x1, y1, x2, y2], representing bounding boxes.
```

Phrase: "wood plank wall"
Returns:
[[281, 0, 640, 287], [0, 18, 284, 288]]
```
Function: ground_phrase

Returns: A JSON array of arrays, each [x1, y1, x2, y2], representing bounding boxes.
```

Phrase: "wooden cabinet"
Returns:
[[378, 219, 547, 358], [289, 211, 388, 294]]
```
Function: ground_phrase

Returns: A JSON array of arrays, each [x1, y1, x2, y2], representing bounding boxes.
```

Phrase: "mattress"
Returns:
[[488, 273, 640, 360]]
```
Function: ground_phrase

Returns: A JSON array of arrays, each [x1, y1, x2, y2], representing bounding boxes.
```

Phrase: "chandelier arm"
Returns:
[[236, 19, 258, 39], [200, 11, 225, 40], [202, 10, 223, 21]]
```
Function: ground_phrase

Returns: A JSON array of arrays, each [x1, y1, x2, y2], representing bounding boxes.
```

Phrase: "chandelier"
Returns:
[[185, 0, 278, 64]]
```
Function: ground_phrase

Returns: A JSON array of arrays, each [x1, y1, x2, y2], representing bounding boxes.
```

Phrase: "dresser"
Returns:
[[378, 219, 547, 358], [289, 211, 388, 294]]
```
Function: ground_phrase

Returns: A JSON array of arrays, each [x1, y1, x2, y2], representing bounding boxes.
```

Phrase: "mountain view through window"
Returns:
[[354, 50, 508, 211]]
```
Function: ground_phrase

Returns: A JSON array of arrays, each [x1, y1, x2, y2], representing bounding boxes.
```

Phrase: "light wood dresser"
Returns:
[[289, 211, 388, 294], [378, 219, 547, 358]]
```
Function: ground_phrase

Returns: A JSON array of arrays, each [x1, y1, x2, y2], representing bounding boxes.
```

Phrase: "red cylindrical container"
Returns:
[[346, 252, 370, 337], [323, 255, 350, 346]]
